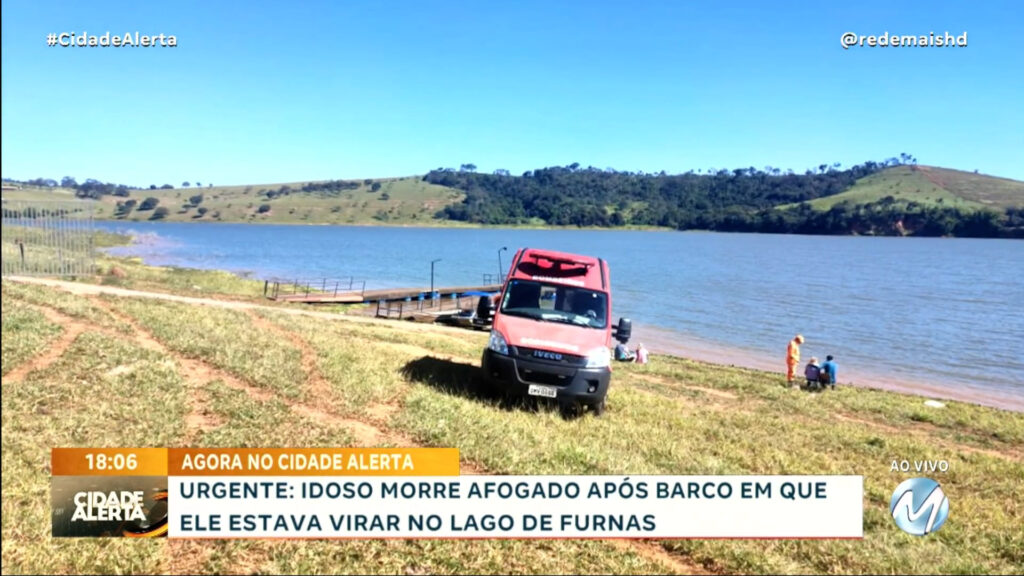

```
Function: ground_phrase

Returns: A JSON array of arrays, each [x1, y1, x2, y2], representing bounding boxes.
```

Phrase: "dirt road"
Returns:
[[4, 276, 478, 337]]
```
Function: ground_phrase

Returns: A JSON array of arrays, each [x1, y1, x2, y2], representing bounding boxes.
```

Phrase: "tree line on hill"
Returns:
[[5, 176, 382, 201], [3, 177, 218, 199], [6, 161, 1020, 237], [711, 198, 1021, 238], [5, 176, 142, 198], [425, 156, 1022, 238], [112, 193, 212, 220], [263, 179, 380, 199]]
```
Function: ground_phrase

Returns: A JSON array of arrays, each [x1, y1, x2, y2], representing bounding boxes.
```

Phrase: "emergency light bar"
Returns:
[[527, 255, 595, 268]]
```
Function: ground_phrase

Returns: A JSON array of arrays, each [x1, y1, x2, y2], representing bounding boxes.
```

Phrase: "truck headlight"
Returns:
[[488, 330, 509, 356], [584, 346, 611, 368]]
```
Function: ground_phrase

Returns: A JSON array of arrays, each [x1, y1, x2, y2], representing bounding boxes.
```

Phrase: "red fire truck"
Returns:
[[479, 248, 631, 416]]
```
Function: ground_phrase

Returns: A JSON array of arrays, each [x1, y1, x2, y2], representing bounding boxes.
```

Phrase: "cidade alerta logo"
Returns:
[[72, 490, 146, 522], [890, 477, 949, 535]]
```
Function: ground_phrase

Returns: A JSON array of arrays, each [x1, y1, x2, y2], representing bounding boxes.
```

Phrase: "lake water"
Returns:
[[96, 222, 1024, 411]]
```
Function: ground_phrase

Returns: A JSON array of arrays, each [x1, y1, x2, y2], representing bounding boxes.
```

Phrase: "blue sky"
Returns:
[[2, 0, 1022, 186]]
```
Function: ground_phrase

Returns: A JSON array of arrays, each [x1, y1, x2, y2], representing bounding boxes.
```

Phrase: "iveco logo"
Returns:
[[533, 350, 563, 361]]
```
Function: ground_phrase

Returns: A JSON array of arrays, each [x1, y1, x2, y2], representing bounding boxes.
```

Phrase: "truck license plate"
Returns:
[[527, 384, 557, 398]]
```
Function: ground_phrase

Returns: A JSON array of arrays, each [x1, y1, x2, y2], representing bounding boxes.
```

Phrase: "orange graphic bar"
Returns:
[[168, 448, 460, 476], [51, 448, 168, 476]]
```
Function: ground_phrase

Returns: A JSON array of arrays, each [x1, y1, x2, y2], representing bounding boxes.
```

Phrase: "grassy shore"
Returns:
[[1, 266, 1022, 574]]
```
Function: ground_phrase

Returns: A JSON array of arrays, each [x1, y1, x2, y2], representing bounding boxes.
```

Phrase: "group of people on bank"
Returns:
[[608, 333, 839, 390], [614, 342, 648, 364], [786, 334, 838, 390]]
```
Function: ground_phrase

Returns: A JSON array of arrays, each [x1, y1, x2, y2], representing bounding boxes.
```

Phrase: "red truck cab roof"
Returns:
[[507, 248, 608, 291], [492, 248, 613, 355]]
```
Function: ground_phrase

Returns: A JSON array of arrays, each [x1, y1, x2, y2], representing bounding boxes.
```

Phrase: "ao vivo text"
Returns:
[[890, 459, 950, 473]]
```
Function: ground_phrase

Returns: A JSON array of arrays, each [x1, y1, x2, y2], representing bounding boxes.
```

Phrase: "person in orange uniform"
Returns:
[[786, 334, 804, 385]]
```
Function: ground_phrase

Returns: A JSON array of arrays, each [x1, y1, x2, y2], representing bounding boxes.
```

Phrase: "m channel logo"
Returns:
[[890, 477, 949, 536]]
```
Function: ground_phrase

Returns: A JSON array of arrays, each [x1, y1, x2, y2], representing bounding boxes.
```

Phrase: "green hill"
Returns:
[[5, 162, 1022, 236], [794, 165, 1024, 211], [0, 185, 79, 201], [913, 166, 1024, 208], [97, 176, 465, 225], [2, 177, 466, 225]]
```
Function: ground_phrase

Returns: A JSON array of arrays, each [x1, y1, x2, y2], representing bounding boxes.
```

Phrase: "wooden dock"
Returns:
[[271, 284, 502, 304]]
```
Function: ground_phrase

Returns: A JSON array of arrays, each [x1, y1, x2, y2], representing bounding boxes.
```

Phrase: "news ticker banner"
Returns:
[[52, 448, 863, 539]]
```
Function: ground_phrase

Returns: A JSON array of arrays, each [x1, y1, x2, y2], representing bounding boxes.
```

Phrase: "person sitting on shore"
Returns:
[[634, 343, 649, 365], [804, 357, 821, 388], [614, 342, 635, 362], [820, 355, 838, 390]]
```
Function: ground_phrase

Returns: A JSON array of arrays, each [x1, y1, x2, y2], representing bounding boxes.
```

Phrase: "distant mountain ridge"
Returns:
[[3, 160, 1022, 237], [426, 160, 1023, 237]]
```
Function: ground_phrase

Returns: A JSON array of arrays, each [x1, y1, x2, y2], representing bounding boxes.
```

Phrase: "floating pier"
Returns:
[[264, 276, 501, 304]]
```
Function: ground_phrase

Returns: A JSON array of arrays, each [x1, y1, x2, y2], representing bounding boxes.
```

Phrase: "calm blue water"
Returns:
[[96, 222, 1024, 409]]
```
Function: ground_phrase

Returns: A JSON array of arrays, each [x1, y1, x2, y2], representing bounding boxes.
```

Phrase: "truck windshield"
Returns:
[[500, 279, 608, 329]]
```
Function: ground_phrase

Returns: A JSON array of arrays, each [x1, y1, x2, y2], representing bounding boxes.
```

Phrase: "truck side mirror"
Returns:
[[476, 296, 494, 321], [613, 317, 632, 343]]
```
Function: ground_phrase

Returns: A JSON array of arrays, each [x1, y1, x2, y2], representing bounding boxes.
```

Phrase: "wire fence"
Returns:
[[1, 199, 97, 277]]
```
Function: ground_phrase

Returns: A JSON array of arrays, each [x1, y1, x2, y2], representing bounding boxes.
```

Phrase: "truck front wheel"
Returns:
[[559, 401, 582, 419]]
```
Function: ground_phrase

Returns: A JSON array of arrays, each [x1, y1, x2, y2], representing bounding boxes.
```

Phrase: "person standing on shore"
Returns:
[[786, 334, 804, 385]]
